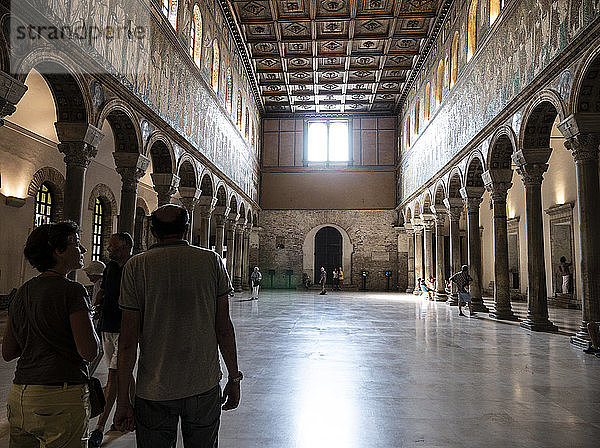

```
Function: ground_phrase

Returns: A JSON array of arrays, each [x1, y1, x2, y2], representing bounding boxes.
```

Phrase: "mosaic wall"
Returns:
[[399, 0, 600, 201], [18, 0, 260, 201]]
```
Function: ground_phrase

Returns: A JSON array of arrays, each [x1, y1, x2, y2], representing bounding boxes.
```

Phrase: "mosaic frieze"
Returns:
[[400, 0, 600, 201], [18, 0, 259, 201]]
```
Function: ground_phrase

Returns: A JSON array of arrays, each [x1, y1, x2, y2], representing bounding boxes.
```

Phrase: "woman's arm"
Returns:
[[70, 310, 99, 362], [2, 319, 22, 361]]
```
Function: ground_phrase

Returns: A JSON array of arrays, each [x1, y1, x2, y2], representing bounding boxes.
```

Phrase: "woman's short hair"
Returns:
[[24, 221, 80, 272]]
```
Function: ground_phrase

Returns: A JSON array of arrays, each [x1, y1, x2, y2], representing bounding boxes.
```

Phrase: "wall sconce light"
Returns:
[[5, 196, 26, 208]]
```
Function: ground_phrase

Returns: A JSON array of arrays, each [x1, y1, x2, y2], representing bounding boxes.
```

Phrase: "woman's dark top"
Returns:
[[9, 276, 91, 385]]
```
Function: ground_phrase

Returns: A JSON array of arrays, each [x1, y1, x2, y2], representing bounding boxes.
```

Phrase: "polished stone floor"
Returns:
[[0, 290, 599, 447]]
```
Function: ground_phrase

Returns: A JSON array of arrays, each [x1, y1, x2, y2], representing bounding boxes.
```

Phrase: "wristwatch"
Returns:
[[229, 371, 243, 383]]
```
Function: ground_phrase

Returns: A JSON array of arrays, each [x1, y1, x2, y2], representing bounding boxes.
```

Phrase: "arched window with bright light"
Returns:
[[162, 0, 178, 29], [450, 32, 459, 87], [211, 40, 220, 92], [490, 0, 503, 25], [92, 198, 105, 261], [405, 116, 410, 148], [245, 108, 250, 139], [190, 4, 202, 67], [34, 182, 53, 227], [424, 82, 431, 120], [467, 0, 478, 62], [436, 60, 444, 105], [414, 100, 420, 135]]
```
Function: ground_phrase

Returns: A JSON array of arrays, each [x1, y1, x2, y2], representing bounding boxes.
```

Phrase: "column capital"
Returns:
[[114, 153, 150, 191], [443, 197, 463, 221], [55, 122, 104, 147], [179, 187, 201, 212], [430, 204, 447, 227], [0, 71, 28, 125], [564, 134, 600, 163], [58, 141, 98, 168], [151, 173, 180, 205], [557, 113, 600, 139], [460, 187, 484, 212], [482, 169, 513, 202], [515, 162, 548, 186]]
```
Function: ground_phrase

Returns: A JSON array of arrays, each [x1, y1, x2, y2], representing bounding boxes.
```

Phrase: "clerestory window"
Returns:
[[306, 119, 350, 163]]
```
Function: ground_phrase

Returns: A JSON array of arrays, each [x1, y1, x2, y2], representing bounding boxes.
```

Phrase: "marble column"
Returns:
[[114, 152, 149, 236], [233, 222, 245, 291], [406, 228, 416, 293], [422, 216, 435, 283], [431, 206, 447, 300], [0, 71, 28, 126], [226, 213, 240, 284], [460, 187, 489, 312], [558, 115, 600, 346], [212, 206, 229, 257], [513, 149, 557, 331], [483, 170, 517, 320], [241, 224, 251, 290], [196, 196, 217, 248], [179, 187, 201, 243], [412, 222, 424, 293], [151, 173, 180, 206], [444, 198, 462, 306], [55, 123, 104, 225]]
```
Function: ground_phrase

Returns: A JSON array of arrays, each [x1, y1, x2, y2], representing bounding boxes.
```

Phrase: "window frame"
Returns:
[[34, 182, 53, 227], [303, 118, 352, 166], [91, 197, 104, 262]]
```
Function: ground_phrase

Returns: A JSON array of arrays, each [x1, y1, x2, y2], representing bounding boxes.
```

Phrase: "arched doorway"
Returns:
[[314, 226, 342, 285]]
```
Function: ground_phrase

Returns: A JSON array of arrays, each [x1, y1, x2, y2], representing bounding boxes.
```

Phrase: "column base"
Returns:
[[570, 323, 591, 349], [520, 318, 558, 332], [489, 308, 519, 321], [406, 288, 414, 293], [233, 277, 242, 292], [434, 291, 447, 301], [446, 294, 458, 306], [471, 299, 489, 312]]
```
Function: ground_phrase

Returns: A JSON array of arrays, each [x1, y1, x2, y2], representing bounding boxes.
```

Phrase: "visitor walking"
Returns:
[[114, 204, 241, 447], [3, 222, 99, 448], [558, 256, 572, 294], [89, 233, 136, 447], [338, 267, 343, 290], [450, 265, 475, 317], [319, 267, 327, 295], [250, 266, 262, 299]]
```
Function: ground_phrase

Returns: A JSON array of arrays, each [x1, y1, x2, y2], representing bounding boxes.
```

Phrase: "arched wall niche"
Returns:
[[302, 224, 353, 284]]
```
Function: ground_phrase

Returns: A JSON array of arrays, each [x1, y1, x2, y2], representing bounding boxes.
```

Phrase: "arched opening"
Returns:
[[236, 91, 243, 128], [314, 226, 342, 285], [467, 0, 478, 62], [490, 0, 503, 25], [244, 107, 250, 140], [450, 32, 459, 87], [436, 60, 444, 105], [190, 4, 202, 67], [424, 82, 431, 120], [405, 115, 411, 148], [212, 40, 220, 92], [414, 100, 420, 135], [92, 197, 107, 262], [149, 140, 173, 174]]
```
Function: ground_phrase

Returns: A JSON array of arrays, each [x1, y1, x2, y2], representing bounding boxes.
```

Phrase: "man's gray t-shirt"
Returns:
[[119, 241, 233, 401]]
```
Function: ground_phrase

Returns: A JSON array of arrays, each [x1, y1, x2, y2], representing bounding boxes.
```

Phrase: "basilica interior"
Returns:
[[0, 0, 600, 446]]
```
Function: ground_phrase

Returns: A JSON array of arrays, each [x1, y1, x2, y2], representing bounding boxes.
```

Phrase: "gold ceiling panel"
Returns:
[[227, 0, 444, 114]]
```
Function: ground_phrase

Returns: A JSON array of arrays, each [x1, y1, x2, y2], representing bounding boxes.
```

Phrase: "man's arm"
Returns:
[[215, 293, 240, 410], [114, 309, 140, 431]]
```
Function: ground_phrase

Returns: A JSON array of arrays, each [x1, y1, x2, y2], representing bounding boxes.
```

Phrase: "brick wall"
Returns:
[[257, 209, 400, 291]]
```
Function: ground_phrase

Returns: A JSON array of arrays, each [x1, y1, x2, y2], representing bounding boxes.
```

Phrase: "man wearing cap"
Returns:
[[89, 233, 136, 447], [114, 204, 241, 447]]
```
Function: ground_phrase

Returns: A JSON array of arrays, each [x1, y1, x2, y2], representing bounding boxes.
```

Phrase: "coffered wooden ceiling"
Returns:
[[226, 0, 444, 115]]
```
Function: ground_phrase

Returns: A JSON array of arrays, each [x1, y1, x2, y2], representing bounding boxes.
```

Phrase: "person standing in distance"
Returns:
[[89, 233, 136, 447], [114, 204, 241, 447], [319, 267, 327, 295], [250, 267, 262, 300]]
